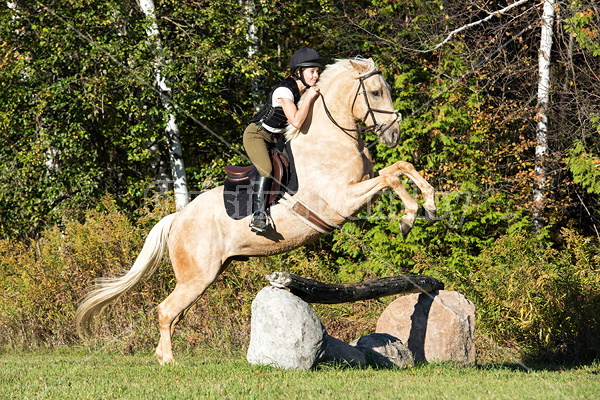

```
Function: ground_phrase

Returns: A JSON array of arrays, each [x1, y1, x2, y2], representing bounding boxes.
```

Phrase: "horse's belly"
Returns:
[[232, 202, 325, 257], [169, 188, 330, 260]]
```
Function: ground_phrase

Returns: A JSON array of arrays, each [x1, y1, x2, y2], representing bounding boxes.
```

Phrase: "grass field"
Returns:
[[0, 348, 598, 399]]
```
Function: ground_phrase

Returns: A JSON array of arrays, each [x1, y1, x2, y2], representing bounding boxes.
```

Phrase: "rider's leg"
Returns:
[[243, 124, 274, 232], [243, 123, 274, 177], [249, 174, 272, 232]]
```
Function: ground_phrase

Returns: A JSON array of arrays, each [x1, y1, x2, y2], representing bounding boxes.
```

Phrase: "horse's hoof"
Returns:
[[155, 351, 177, 365], [158, 357, 177, 366], [400, 221, 412, 239], [424, 207, 437, 222]]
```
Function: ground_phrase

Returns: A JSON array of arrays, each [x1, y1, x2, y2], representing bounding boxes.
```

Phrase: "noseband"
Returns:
[[321, 70, 401, 135]]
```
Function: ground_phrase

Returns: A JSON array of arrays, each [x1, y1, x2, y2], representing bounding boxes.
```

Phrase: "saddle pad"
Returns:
[[223, 141, 298, 220]]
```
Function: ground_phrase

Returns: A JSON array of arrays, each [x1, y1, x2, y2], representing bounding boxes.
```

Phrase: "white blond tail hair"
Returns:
[[74, 213, 177, 337]]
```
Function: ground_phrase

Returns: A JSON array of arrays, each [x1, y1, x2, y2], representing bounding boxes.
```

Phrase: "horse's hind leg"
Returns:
[[154, 282, 203, 364], [154, 260, 227, 365]]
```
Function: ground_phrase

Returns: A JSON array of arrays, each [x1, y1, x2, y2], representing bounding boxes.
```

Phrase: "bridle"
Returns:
[[321, 70, 401, 135]]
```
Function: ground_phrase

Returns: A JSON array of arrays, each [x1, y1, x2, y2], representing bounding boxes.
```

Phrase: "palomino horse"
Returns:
[[75, 58, 437, 364]]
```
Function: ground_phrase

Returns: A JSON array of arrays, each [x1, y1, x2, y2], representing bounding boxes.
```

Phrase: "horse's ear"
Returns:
[[350, 59, 369, 74]]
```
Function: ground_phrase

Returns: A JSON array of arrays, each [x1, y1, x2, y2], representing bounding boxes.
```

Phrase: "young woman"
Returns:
[[243, 48, 326, 232]]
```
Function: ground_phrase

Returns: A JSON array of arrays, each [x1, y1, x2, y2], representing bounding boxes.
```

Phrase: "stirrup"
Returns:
[[249, 210, 269, 233]]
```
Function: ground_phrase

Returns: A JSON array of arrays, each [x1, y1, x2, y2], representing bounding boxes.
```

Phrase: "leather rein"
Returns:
[[321, 70, 401, 135]]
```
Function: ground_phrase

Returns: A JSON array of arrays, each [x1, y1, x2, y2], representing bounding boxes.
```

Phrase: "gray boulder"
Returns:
[[246, 287, 327, 370], [248, 286, 430, 370], [319, 335, 366, 367], [350, 333, 414, 368]]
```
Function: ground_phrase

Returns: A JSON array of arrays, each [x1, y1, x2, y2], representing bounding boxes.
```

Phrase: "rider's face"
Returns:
[[302, 67, 320, 86]]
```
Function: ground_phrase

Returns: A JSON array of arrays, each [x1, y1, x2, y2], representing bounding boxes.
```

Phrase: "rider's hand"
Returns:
[[307, 86, 320, 101]]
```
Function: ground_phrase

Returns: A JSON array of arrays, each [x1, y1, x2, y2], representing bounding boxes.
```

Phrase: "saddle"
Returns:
[[224, 149, 290, 208]]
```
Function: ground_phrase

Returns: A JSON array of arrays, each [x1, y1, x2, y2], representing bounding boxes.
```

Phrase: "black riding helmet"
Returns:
[[290, 48, 326, 88]]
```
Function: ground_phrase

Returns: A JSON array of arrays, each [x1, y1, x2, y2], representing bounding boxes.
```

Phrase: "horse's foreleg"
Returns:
[[377, 161, 436, 221], [335, 174, 419, 237]]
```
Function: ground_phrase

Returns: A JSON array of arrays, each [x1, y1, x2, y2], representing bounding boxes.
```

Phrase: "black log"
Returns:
[[265, 272, 444, 304]]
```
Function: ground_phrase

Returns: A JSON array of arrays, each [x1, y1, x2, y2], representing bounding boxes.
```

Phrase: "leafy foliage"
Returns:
[[0, 197, 381, 350], [0, 1, 158, 238], [1, 0, 600, 360], [566, 141, 600, 195], [1, 201, 598, 362], [414, 229, 600, 360]]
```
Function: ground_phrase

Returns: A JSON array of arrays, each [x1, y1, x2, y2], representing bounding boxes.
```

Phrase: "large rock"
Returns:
[[376, 290, 476, 364], [319, 335, 366, 367], [350, 333, 414, 368], [247, 287, 326, 370]]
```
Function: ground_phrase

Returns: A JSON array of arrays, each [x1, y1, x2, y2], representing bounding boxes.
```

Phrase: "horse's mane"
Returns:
[[319, 57, 377, 85], [284, 57, 378, 141]]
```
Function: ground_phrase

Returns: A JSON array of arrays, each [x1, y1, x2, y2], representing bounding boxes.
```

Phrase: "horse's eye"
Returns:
[[371, 90, 382, 97]]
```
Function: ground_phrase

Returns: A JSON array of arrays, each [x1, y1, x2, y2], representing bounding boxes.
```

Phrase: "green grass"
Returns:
[[0, 348, 598, 399]]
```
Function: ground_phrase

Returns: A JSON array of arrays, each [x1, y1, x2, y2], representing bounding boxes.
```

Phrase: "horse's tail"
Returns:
[[75, 213, 177, 338]]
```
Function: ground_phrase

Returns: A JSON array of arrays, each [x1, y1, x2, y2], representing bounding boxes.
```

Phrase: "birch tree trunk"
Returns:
[[140, 0, 189, 210], [243, 0, 263, 112], [532, 0, 555, 231]]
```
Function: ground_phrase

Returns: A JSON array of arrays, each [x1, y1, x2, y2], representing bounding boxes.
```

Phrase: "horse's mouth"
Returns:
[[376, 111, 401, 147], [378, 124, 400, 147]]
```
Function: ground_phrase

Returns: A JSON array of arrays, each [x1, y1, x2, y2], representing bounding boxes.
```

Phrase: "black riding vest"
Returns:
[[250, 77, 301, 132]]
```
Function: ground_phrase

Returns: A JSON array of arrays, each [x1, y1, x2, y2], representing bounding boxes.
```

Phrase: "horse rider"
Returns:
[[243, 47, 326, 232]]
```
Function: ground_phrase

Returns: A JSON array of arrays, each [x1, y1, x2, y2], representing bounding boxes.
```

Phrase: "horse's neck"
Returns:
[[291, 72, 372, 176], [306, 76, 361, 145], [287, 74, 372, 223]]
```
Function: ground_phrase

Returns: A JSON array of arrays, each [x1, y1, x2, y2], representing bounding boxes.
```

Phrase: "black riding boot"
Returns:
[[249, 175, 272, 232]]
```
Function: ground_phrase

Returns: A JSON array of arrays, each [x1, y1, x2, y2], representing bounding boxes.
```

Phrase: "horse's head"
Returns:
[[349, 59, 401, 147]]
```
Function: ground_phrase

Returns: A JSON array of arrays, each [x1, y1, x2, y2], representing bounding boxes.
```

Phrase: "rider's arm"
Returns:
[[279, 87, 320, 129]]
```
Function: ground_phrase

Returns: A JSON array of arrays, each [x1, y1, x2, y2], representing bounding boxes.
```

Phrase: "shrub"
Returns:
[[0, 197, 152, 348], [0, 197, 381, 353], [2, 195, 598, 362], [413, 228, 600, 361]]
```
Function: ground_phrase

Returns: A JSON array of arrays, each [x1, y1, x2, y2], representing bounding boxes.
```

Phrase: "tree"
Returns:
[[561, 2, 600, 237], [139, 0, 188, 210], [532, 0, 556, 231], [1, 0, 598, 243], [0, 1, 161, 238], [243, 0, 264, 112]]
